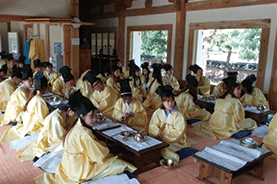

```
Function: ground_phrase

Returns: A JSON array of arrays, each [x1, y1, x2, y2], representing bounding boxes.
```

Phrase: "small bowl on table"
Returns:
[[96, 114, 106, 123], [133, 131, 147, 142], [240, 137, 257, 148], [159, 159, 177, 169]]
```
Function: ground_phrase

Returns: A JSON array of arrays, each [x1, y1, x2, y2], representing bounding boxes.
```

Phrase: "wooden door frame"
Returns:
[[127, 24, 173, 65], [187, 19, 271, 91]]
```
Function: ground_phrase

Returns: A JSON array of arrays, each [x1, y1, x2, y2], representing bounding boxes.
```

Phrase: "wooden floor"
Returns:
[[0, 124, 276, 184]]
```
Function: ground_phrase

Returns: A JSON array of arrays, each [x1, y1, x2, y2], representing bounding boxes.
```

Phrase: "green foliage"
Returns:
[[141, 30, 168, 62]]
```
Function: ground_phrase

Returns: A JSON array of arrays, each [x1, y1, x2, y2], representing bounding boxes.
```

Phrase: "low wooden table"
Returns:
[[193, 149, 272, 184], [196, 99, 275, 126], [94, 127, 169, 174]]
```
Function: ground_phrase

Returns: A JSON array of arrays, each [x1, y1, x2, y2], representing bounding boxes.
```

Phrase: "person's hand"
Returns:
[[160, 123, 166, 131], [129, 111, 135, 118], [66, 86, 72, 94]]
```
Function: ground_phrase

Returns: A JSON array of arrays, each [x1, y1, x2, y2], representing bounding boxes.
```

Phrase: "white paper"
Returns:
[[72, 38, 80, 45], [244, 106, 270, 114], [92, 118, 121, 131], [82, 174, 140, 184], [11, 134, 39, 151], [33, 151, 64, 173]]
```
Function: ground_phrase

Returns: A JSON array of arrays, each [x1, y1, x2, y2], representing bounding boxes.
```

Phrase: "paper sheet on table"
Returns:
[[244, 106, 270, 114], [251, 125, 269, 138], [92, 118, 121, 131], [10, 134, 39, 151], [197, 95, 216, 104], [103, 125, 162, 151], [42, 92, 54, 97], [82, 174, 140, 184], [33, 151, 64, 173], [194, 139, 270, 171]]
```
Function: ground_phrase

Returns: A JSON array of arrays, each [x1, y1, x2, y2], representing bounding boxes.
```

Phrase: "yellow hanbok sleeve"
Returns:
[[252, 87, 269, 109], [52, 76, 64, 96], [106, 77, 120, 97], [0, 78, 17, 112], [129, 77, 146, 101], [212, 82, 226, 98], [196, 76, 210, 96], [262, 113, 277, 157], [76, 79, 94, 99]]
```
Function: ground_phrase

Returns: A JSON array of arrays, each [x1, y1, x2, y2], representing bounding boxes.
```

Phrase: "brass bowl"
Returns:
[[52, 96, 62, 102], [96, 114, 106, 123], [133, 131, 147, 142], [159, 159, 177, 169], [256, 104, 266, 111], [239, 138, 257, 148], [120, 131, 135, 137]]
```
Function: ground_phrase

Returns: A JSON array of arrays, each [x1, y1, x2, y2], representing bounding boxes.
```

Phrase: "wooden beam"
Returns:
[[173, 0, 186, 81], [0, 14, 36, 22], [268, 26, 277, 111], [256, 28, 270, 91], [126, 5, 176, 17], [190, 19, 271, 30], [70, 0, 79, 18], [186, 0, 277, 11], [25, 18, 72, 24]]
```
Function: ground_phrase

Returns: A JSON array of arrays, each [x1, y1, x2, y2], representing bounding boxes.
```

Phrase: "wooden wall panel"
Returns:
[[63, 25, 71, 67], [118, 11, 126, 64]]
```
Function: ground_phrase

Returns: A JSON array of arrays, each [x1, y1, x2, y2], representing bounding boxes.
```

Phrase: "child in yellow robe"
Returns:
[[17, 104, 76, 161], [35, 91, 136, 183], [42, 62, 60, 90], [0, 63, 7, 82], [129, 64, 146, 101], [106, 65, 122, 97], [0, 68, 22, 112], [0, 67, 33, 126], [191, 83, 257, 140], [149, 85, 189, 164], [113, 79, 148, 131], [76, 69, 94, 99], [175, 74, 211, 121], [189, 64, 210, 96], [140, 62, 153, 91], [7, 55, 17, 76], [262, 113, 277, 158], [52, 66, 76, 99], [88, 75, 119, 119], [240, 74, 269, 109], [162, 64, 180, 90], [1, 72, 49, 142]]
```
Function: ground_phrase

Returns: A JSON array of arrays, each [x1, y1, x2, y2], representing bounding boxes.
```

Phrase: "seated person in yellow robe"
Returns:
[[162, 64, 180, 90], [0, 63, 7, 82], [42, 62, 60, 90], [149, 85, 190, 164], [212, 75, 237, 98], [142, 63, 163, 118], [0, 67, 33, 126], [262, 113, 277, 158], [129, 64, 146, 101], [97, 65, 112, 84], [191, 83, 257, 140], [0, 68, 22, 112], [175, 74, 211, 122], [106, 65, 122, 97], [114, 58, 128, 78], [140, 62, 153, 91], [32, 59, 43, 83], [87, 74, 119, 119], [17, 104, 76, 161], [1, 72, 49, 142], [189, 64, 210, 96], [240, 74, 269, 109], [113, 79, 148, 131], [35, 91, 136, 183], [18, 56, 26, 69], [7, 54, 17, 76], [76, 69, 94, 99], [52, 66, 76, 99]]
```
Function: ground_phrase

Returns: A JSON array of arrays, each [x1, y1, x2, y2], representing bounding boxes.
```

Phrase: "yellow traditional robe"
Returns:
[[0, 86, 30, 126], [29, 39, 46, 70], [113, 98, 148, 131], [240, 87, 269, 109], [129, 76, 146, 101], [212, 82, 227, 98], [35, 119, 136, 184], [190, 95, 257, 140], [140, 72, 153, 85], [162, 75, 180, 90], [123, 68, 129, 78], [76, 70, 94, 99], [52, 76, 76, 99], [97, 74, 111, 85], [106, 77, 121, 97], [90, 85, 118, 119], [175, 92, 211, 121], [142, 79, 162, 118], [196, 76, 210, 96], [262, 113, 277, 158], [0, 78, 17, 112], [43, 70, 60, 88], [17, 109, 72, 161], [6, 63, 15, 76], [1, 94, 49, 142], [149, 108, 189, 163]]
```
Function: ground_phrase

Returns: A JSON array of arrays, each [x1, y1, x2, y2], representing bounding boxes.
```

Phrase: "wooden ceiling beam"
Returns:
[[0, 14, 39, 22], [186, 0, 277, 11]]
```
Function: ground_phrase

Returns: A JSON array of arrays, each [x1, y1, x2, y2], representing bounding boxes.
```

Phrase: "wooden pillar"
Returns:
[[70, 0, 79, 18], [45, 24, 50, 61], [118, 11, 126, 65], [268, 26, 277, 111], [7, 22, 11, 32], [173, 0, 187, 81]]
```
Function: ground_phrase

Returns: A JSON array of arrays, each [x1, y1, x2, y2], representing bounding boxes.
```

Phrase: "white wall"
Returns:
[[184, 3, 277, 93], [10, 21, 25, 53], [0, 0, 70, 17], [49, 25, 63, 58]]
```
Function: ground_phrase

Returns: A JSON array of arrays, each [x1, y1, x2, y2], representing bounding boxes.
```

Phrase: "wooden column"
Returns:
[[118, 11, 126, 65], [45, 24, 50, 61], [7, 22, 11, 32], [268, 26, 277, 111], [173, 0, 187, 81]]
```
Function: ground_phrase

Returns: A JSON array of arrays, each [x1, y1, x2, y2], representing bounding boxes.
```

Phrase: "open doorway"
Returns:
[[127, 25, 172, 67]]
